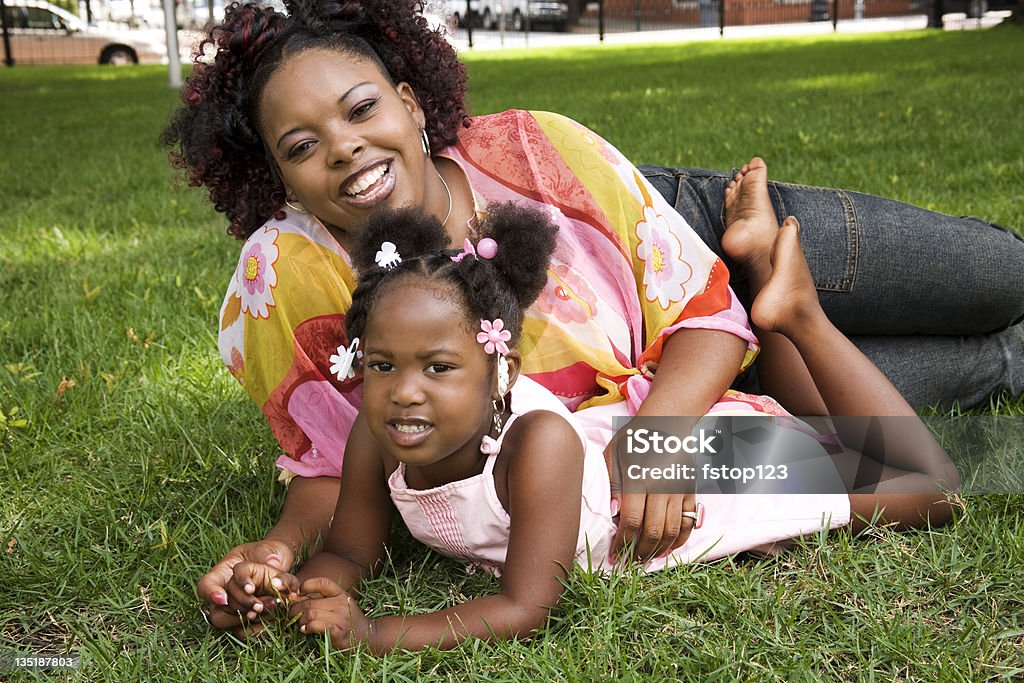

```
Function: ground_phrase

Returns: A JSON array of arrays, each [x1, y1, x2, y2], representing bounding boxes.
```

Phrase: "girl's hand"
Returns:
[[197, 539, 294, 636], [289, 577, 371, 651]]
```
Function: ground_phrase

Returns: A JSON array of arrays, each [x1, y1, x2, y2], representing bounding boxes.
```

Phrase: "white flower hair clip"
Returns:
[[477, 319, 511, 356], [329, 338, 362, 381], [375, 242, 402, 269]]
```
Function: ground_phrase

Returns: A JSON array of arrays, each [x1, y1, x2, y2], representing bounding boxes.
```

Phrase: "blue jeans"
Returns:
[[641, 165, 1024, 409]]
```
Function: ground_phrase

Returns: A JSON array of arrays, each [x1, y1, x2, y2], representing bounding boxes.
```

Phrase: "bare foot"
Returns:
[[722, 157, 777, 277], [750, 217, 826, 336]]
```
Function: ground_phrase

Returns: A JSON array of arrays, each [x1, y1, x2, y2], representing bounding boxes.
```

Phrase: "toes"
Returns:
[[771, 217, 804, 265]]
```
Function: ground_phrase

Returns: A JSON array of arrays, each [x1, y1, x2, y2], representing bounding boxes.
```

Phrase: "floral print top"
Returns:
[[217, 110, 759, 479]]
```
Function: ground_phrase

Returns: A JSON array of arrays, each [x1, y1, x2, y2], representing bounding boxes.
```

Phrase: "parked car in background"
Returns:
[[1, 0, 165, 65], [475, 0, 569, 30], [178, 0, 225, 30]]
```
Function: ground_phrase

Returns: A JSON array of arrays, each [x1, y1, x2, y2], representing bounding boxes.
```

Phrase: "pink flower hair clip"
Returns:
[[477, 319, 511, 355], [451, 237, 498, 263]]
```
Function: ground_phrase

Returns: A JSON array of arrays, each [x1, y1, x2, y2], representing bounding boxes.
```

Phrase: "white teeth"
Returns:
[[393, 423, 428, 434], [346, 163, 388, 196]]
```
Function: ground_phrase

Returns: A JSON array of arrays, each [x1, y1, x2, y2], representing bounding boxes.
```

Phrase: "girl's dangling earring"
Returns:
[[491, 394, 506, 434], [420, 128, 431, 157], [478, 324, 512, 454], [493, 354, 510, 433], [481, 393, 506, 456]]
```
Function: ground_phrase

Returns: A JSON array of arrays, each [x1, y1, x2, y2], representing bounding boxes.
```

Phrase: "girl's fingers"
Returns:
[[269, 572, 302, 599], [223, 576, 263, 613], [300, 618, 333, 635], [299, 576, 344, 599], [231, 561, 288, 597], [300, 619, 348, 648]]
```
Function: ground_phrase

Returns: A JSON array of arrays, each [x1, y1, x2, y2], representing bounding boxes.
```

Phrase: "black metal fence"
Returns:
[[0, 0, 1016, 66], [446, 0, 1016, 48]]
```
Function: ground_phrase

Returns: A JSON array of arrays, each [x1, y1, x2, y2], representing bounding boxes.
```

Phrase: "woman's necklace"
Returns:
[[436, 166, 453, 228]]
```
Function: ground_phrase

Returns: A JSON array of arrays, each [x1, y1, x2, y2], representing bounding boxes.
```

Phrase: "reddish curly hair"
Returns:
[[161, 0, 470, 240]]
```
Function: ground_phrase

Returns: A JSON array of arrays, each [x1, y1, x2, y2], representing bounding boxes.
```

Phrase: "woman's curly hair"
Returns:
[[345, 202, 558, 353], [161, 0, 469, 240]]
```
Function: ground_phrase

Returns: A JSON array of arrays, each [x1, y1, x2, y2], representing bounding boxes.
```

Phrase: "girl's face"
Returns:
[[258, 49, 445, 243], [361, 278, 519, 477]]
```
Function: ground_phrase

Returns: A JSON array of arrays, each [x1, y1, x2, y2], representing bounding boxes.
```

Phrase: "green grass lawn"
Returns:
[[2, 27, 1023, 681]]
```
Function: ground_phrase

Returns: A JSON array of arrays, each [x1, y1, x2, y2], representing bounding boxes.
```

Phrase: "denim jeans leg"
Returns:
[[731, 325, 1024, 410], [849, 324, 1024, 410], [640, 164, 1024, 408], [778, 187, 1024, 336], [642, 164, 1024, 335]]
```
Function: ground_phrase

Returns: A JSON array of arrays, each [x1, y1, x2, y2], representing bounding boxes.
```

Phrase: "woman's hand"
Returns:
[[290, 577, 371, 651], [197, 539, 294, 637], [608, 328, 746, 561], [604, 428, 696, 561]]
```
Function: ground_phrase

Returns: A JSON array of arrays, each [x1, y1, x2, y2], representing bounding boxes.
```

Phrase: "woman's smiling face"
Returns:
[[257, 48, 434, 239]]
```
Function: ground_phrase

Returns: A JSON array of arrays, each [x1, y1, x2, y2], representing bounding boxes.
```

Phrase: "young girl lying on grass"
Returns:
[[237, 190, 959, 653]]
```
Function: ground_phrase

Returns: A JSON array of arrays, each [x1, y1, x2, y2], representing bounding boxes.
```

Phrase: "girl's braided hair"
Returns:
[[160, 0, 469, 240], [345, 202, 558, 350]]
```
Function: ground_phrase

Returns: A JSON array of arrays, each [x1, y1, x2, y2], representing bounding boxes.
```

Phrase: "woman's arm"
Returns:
[[202, 223, 361, 632], [265, 475, 341, 557], [294, 410, 586, 653]]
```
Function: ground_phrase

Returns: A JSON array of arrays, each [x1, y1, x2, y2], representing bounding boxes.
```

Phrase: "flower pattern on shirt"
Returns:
[[536, 263, 598, 324], [570, 119, 622, 166], [227, 347, 244, 384], [635, 204, 692, 310], [236, 227, 280, 320]]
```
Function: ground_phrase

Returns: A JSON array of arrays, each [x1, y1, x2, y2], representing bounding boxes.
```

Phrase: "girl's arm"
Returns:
[[294, 410, 586, 653], [289, 415, 395, 593]]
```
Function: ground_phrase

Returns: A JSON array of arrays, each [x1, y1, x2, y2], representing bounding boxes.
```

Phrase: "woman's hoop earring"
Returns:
[[421, 128, 431, 157], [285, 200, 309, 214], [491, 395, 506, 434]]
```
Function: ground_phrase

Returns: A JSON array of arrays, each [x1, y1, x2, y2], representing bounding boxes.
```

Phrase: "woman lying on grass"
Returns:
[[242, 198, 959, 653]]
